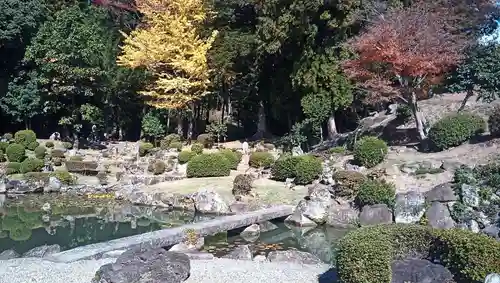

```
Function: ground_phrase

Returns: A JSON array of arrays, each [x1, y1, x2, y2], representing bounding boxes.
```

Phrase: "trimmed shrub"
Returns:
[[51, 170, 76, 185], [186, 153, 231, 178], [293, 155, 322, 185], [3, 133, 13, 141], [355, 179, 396, 208], [232, 174, 254, 196], [249, 152, 274, 168], [0, 141, 9, 152], [50, 149, 65, 159], [333, 170, 368, 198], [45, 141, 54, 148], [149, 160, 166, 175], [191, 143, 203, 154], [271, 154, 298, 181], [220, 149, 242, 170], [353, 136, 388, 168], [169, 141, 182, 151], [6, 162, 21, 175], [20, 157, 44, 173], [6, 143, 26, 162], [488, 105, 500, 137], [336, 224, 500, 283], [62, 142, 73, 149], [428, 113, 485, 151], [69, 156, 83, 161], [160, 134, 181, 150], [139, 142, 154, 157], [178, 151, 197, 164], [14, 130, 36, 148], [34, 146, 47, 159], [27, 141, 39, 151], [196, 133, 213, 148]]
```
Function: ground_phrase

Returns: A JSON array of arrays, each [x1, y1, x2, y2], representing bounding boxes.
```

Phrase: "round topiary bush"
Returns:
[[45, 141, 54, 148], [333, 170, 368, 198], [196, 133, 213, 148], [353, 136, 388, 168], [34, 146, 47, 159], [293, 155, 322, 185], [14, 130, 36, 148], [178, 151, 197, 164], [139, 142, 154, 157], [27, 141, 39, 151], [355, 179, 396, 208], [191, 143, 204, 155], [186, 153, 231, 178], [20, 157, 44, 174], [148, 160, 166, 175], [220, 149, 242, 170], [62, 142, 73, 149], [169, 141, 182, 152], [336, 224, 500, 283], [488, 105, 500, 137], [0, 141, 9, 152], [428, 113, 485, 151], [160, 134, 182, 150], [271, 154, 298, 181], [6, 143, 26, 162], [50, 149, 65, 159], [6, 162, 21, 175], [249, 152, 274, 168]]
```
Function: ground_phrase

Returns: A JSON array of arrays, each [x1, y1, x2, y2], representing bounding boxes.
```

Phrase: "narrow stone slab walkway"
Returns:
[[46, 205, 294, 263]]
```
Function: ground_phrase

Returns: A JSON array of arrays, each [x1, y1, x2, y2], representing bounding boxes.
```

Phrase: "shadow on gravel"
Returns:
[[318, 267, 339, 283]]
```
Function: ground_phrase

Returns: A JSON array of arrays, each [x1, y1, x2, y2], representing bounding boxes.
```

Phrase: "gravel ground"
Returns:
[[0, 257, 334, 283]]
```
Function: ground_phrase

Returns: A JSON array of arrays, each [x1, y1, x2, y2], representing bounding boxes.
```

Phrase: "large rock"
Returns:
[[325, 204, 359, 228], [222, 245, 253, 260], [485, 273, 500, 283], [240, 224, 260, 242], [482, 224, 500, 240], [391, 259, 454, 283], [44, 176, 62, 193], [308, 184, 331, 203], [267, 250, 322, 264], [461, 184, 480, 208], [5, 179, 44, 194], [426, 202, 455, 229], [426, 182, 457, 202], [359, 204, 393, 226], [284, 210, 317, 227], [0, 249, 19, 260], [289, 199, 329, 225], [23, 244, 60, 258], [394, 191, 426, 224], [93, 249, 190, 283], [193, 190, 230, 214]]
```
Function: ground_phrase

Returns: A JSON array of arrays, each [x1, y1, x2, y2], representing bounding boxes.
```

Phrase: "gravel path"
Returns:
[[0, 257, 334, 283]]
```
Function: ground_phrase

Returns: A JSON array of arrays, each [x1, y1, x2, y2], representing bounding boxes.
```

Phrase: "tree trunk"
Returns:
[[176, 115, 183, 137], [166, 110, 170, 132], [458, 88, 474, 112], [327, 114, 338, 139], [227, 96, 232, 121], [187, 107, 194, 143], [252, 101, 267, 139], [409, 93, 428, 140]]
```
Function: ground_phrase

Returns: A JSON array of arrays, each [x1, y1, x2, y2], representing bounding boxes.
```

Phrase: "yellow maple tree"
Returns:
[[117, 0, 218, 109]]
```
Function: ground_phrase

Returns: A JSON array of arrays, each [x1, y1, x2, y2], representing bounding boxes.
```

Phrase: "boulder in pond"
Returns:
[[297, 199, 330, 225], [23, 244, 60, 258], [359, 204, 393, 226], [192, 189, 230, 214], [391, 259, 454, 283], [394, 191, 425, 224], [92, 249, 190, 283], [222, 245, 253, 260], [267, 250, 322, 264], [240, 224, 260, 242], [425, 201, 455, 229], [326, 204, 359, 228]]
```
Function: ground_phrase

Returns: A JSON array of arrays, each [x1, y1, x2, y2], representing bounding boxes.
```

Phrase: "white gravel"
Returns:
[[0, 257, 333, 283]]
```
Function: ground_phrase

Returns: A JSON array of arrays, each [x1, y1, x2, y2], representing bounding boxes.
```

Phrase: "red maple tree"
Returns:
[[342, 0, 494, 140]]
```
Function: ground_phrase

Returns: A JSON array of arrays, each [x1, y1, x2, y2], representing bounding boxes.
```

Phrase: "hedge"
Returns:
[[428, 113, 485, 151], [293, 155, 322, 185], [353, 136, 388, 168], [178, 150, 197, 164], [220, 149, 242, 170], [20, 157, 44, 174], [14, 130, 36, 148], [191, 143, 204, 154], [6, 143, 26, 162], [355, 179, 396, 208], [186, 153, 231, 178], [249, 151, 274, 168], [336, 224, 500, 283], [139, 142, 154, 157]]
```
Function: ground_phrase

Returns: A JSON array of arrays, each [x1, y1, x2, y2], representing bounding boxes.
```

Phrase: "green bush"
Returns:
[[6, 162, 21, 175], [62, 142, 73, 149], [186, 153, 231, 178], [249, 152, 274, 168], [50, 149, 65, 159], [293, 155, 322, 185], [14, 130, 36, 148], [6, 143, 26, 162], [45, 141, 54, 148], [220, 149, 242, 170], [271, 154, 298, 181], [169, 141, 182, 151], [353, 136, 388, 168], [196, 133, 213, 148], [160, 134, 181, 150], [428, 113, 485, 151], [34, 146, 47, 159], [3, 133, 13, 141], [27, 141, 39, 151], [20, 158, 44, 173], [51, 170, 76, 185], [336, 224, 500, 283], [488, 105, 500, 137], [333, 170, 368, 198], [139, 142, 154, 157], [355, 179, 396, 208], [148, 160, 166, 175], [328, 146, 347, 155], [178, 151, 197, 164], [396, 104, 412, 123], [0, 141, 9, 152], [191, 143, 204, 154]]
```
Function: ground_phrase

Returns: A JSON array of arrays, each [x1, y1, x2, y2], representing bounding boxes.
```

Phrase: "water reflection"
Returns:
[[0, 195, 211, 254]]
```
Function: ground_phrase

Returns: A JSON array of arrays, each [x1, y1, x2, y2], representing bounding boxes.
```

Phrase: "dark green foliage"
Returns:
[[428, 113, 485, 151], [271, 154, 298, 181], [141, 111, 166, 141], [232, 174, 254, 196], [293, 155, 322, 185], [355, 179, 396, 208], [62, 142, 73, 149], [178, 151, 197, 164], [44, 141, 54, 148], [20, 157, 44, 173], [353, 136, 388, 168], [396, 104, 412, 123], [51, 170, 76, 185], [0, 142, 9, 152], [14, 130, 36, 148], [0, 153, 6, 163], [169, 141, 182, 151], [196, 133, 213, 148], [34, 145, 46, 159], [191, 143, 204, 154], [333, 170, 367, 198], [6, 162, 21, 175], [220, 149, 242, 170], [50, 149, 65, 159], [186, 153, 231, 178], [249, 152, 274, 168], [487, 105, 500, 137], [27, 141, 39, 151], [6, 143, 26, 162], [139, 142, 154, 157]]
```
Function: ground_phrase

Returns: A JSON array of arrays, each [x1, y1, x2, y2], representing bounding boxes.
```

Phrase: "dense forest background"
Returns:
[[1, 0, 499, 148]]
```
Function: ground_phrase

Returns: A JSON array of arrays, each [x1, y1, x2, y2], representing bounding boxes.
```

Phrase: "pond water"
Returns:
[[204, 222, 352, 264], [0, 195, 216, 255]]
